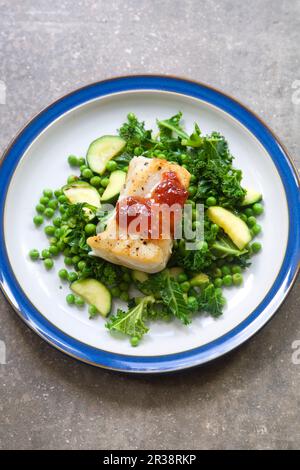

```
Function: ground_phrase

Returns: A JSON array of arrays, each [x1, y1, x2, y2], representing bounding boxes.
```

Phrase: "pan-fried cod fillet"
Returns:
[[87, 156, 190, 273]]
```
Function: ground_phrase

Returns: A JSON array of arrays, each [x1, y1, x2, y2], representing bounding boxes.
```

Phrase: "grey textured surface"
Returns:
[[0, 0, 299, 450]]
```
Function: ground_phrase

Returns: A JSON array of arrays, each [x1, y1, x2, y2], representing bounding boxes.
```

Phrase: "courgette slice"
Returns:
[[241, 188, 262, 206], [71, 278, 111, 317], [86, 135, 126, 175], [63, 181, 101, 208], [101, 170, 127, 203], [207, 206, 251, 250]]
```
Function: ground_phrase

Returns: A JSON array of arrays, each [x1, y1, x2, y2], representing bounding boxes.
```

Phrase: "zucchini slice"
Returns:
[[63, 181, 101, 208], [86, 135, 126, 175], [241, 188, 262, 206], [101, 170, 127, 203], [207, 206, 251, 250], [71, 278, 111, 317]]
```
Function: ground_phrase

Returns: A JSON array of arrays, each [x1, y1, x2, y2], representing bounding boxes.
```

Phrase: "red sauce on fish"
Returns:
[[116, 171, 188, 238]]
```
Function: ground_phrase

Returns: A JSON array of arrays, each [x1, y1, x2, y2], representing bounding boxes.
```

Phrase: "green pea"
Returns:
[[77, 261, 86, 271], [187, 296, 198, 310], [253, 203, 264, 215], [36, 204, 46, 214], [180, 153, 188, 163], [223, 274, 233, 287], [98, 187, 105, 195], [134, 147, 142, 156], [178, 273, 188, 283], [82, 168, 93, 179], [70, 245, 79, 254], [80, 165, 88, 173], [68, 272, 78, 282], [252, 224, 261, 236], [245, 208, 253, 217], [88, 305, 98, 318], [182, 164, 188, 170], [213, 268, 222, 278], [49, 245, 59, 256], [192, 208, 198, 221], [44, 208, 54, 219], [211, 223, 219, 234], [29, 249, 39, 261], [66, 294, 75, 305], [53, 217, 62, 228], [59, 206, 66, 215], [122, 272, 131, 283], [58, 195, 67, 204], [58, 269, 68, 280], [41, 249, 51, 258], [192, 220, 201, 231], [130, 336, 139, 347], [57, 240, 66, 252], [119, 282, 129, 292], [67, 175, 78, 184], [44, 258, 54, 270], [33, 215, 44, 226], [188, 186, 197, 197], [48, 199, 58, 210], [231, 265, 242, 274], [240, 214, 247, 222], [68, 155, 79, 167], [221, 266, 231, 276], [63, 247, 71, 256], [106, 160, 118, 172], [54, 189, 63, 198], [251, 242, 262, 253], [90, 176, 102, 188], [70, 256, 79, 266], [214, 278, 223, 288], [123, 166, 129, 172], [75, 296, 85, 307], [120, 292, 130, 302], [64, 257, 73, 266], [44, 225, 55, 236], [111, 286, 121, 297], [233, 273, 243, 286], [40, 196, 50, 205], [186, 199, 196, 208], [247, 216, 257, 227], [190, 174, 197, 184], [206, 196, 217, 206], [78, 157, 86, 166], [49, 237, 58, 245], [85, 223, 96, 236], [43, 189, 53, 199], [101, 177, 110, 188], [180, 281, 190, 292]]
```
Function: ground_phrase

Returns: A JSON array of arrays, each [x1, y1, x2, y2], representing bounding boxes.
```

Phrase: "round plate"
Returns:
[[0, 76, 299, 373]]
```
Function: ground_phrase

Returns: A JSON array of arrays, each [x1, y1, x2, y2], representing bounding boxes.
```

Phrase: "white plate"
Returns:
[[0, 76, 299, 372]]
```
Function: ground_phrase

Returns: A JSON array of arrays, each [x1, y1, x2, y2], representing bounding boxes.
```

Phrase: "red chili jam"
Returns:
[[152, 171, 188, 207], [116, 172, 188, 238]]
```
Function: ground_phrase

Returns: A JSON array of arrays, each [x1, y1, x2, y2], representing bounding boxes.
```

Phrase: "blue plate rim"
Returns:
[[0, 74, 299, 373]]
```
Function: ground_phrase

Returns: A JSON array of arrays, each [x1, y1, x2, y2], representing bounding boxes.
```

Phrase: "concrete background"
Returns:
[[0, 0, 299, 450]]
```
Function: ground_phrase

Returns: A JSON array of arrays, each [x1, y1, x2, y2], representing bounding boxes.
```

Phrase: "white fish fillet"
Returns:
[[87, 156, 190, 273]]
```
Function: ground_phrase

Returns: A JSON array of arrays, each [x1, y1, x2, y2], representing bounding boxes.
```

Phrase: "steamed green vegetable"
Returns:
[[29, 111, 263, 346]]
